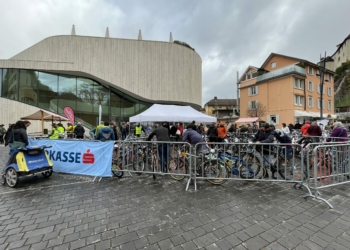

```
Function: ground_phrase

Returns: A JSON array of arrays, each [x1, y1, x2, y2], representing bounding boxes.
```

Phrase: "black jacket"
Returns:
[[252, 128, 275, 153], [74, 125, 85, 137], [9, 128, 28, 146], [207, 124, 218, 137], [147, 126, 170, 141]]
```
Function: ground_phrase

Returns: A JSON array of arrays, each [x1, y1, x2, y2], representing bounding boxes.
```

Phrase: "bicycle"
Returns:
[[168, 144, 189, 181], [111, 144, 123, 178]]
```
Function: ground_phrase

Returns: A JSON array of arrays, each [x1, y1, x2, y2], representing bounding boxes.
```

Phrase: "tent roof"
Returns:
[[235, 117, 259, 123], [21, 109, 69, 121], [129, 104, 217, 122]]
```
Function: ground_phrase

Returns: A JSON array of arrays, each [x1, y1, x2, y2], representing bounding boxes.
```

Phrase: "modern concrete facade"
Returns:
[[0, 29, 202, 132], [239, 53, 336, 128]]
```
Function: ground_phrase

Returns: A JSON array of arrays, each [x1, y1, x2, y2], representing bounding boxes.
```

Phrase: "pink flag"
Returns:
[[63, 106, 75, 124]]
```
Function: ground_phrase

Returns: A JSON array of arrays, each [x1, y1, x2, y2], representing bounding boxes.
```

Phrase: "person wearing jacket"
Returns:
[[147, 124, 170, 173], [49, 123, 60, 139], [96, 121, 115, 141], [8, 120, 28, 155], [326, 122, 348, 142], [4, 124, 14, 147], [182, 127, 204, 161], [207, 123, 218, 147], [74, 122, 85, 139], [281, 123, 290, 136], [301, 120, 311, 135], [251, 123, 275, 173], [306, 121, 322, 142], [274, 129, 292, 165], [217, 123, 227, 142]]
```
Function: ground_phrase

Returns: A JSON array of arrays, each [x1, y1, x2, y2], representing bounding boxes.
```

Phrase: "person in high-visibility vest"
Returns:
[[57, 123, 65, 139], [49, 123, 59, 139], [95, 121, 105, 137], [134, 123, 145, 137]]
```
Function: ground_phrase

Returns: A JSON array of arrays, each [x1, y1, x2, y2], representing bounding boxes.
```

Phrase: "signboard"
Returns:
[[28, 138, 113, 177]]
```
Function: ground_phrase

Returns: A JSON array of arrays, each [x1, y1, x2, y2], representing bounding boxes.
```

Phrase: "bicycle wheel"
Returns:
[[200, 161, 228, 185], [239, 160, 264, 179], [278, 155, 306, 181], [112, 157, 123, 178], [132, 154, 145, 175], [168, 157, 188, 181]]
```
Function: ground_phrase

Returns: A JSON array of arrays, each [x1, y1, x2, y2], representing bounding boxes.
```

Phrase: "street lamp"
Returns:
[[317, 52, 330, 119]]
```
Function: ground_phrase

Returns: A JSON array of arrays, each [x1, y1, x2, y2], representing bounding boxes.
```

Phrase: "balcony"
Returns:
[[256, 65, 306, 83]]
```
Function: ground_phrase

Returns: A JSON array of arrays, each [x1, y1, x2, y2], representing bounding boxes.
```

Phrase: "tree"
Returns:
[[246, 102, 267, 119]]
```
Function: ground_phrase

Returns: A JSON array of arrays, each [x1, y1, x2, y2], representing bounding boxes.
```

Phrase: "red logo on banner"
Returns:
[[82, 149, 95, 164], [63, 106, 75, 124]]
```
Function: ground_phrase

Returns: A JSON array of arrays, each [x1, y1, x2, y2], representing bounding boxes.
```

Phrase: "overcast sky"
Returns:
[[1, 0, 349, 106]]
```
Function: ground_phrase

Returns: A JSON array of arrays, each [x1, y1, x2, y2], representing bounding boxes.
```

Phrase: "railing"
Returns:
[[257, 65, 306, 83]]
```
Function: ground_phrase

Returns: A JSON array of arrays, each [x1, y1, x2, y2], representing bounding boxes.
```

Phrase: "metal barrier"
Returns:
[[117, 140, 193, 191], [304, 142, 350, 208], [193, 142, 306, 191]]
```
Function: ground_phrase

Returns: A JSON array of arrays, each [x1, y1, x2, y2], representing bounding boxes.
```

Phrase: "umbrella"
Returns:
[[21, 109, 69, 133]]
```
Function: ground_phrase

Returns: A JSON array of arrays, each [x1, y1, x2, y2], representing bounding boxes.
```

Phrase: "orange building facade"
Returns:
[[239, 53, 335, 128]]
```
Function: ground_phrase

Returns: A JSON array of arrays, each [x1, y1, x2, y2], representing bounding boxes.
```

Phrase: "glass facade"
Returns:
[[0, 68, 152, 127]]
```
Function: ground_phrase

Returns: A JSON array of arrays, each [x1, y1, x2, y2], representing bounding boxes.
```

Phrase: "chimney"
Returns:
[[105, 27, 109, 38], [214, 96, 217, 100], [138, 30, 142, 40], [71, 25, 76, 35], [169, 32, 173, 43]]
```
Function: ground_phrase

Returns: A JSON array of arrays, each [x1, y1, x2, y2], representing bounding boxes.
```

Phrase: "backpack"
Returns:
[[101, 132, 111, 141]]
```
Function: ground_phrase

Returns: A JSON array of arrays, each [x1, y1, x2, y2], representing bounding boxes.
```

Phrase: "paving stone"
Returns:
[[242, 236, 268, 250]]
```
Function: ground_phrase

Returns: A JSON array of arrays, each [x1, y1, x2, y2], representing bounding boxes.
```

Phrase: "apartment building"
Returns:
[[204, 97, 238, 122], [239, 53, 336, 128], [325, 34, 350, 71]]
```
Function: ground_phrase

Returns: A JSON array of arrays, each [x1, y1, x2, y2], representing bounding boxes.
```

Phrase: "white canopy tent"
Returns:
[[129, 104, 217, 123]]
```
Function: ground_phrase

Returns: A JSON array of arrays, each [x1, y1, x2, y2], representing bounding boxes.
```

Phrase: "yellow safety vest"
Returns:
[[95, 124, 105, 136], [49, 128, 59, 139], [135, 126, 142, 135]]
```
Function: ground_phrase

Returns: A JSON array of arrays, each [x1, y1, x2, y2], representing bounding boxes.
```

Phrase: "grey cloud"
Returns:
[[1, 0, 350, 106]]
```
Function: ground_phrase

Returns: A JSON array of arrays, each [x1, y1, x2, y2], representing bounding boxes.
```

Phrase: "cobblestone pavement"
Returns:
[[1, 145, 350, 250]]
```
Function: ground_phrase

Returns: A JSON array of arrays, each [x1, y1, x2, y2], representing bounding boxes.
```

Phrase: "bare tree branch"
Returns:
[[246, 103, 266, 118]]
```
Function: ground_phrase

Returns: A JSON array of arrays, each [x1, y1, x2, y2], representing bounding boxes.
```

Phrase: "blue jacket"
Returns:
[[96, 126, 115, 141], [182, 128, 203, 145]]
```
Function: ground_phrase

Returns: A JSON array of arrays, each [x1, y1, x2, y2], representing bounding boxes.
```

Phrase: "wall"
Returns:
[[1, 35, 202, 106]]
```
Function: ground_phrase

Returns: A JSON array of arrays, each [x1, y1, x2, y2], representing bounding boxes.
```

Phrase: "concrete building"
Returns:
[[204, 97, 238, 122], [325, 34, 350, 71], [0, 27, 202, 133], [239, 53, 336, 128]]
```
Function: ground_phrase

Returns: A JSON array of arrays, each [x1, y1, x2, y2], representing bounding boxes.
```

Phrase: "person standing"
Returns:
[[8, 120, 29, 154], [4, 124, 14, 147], [288, 123, 294, 133], [306, 121, 322, 142], [134, 123, 145, 137], [301, 120, 311, 135], [110, 122, 118, 140], [147, 124, 170, 173], [95, 121, 104, 137], [281, 123, 290, 136], [0, 124, 6, 144], [207, 122, 218, 147], [74, 122, 85, 139], [217, 123, 227, 142], [326, 122, 348, 142]]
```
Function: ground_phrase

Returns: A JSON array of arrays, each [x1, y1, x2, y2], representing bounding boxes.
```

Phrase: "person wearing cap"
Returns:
[[95, 121, 105, 137], [0, 124, 6, 144]]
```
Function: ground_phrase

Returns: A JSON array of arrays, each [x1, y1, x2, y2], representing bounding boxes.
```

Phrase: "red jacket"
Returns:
[[301, 124, 310, 135], [217, 125, 227, 138]]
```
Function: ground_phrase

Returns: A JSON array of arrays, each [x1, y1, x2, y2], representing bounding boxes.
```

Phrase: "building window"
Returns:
[[294, 78, 304, 89], [251, 71, 258, 78], [328, 101, 332, 111], [328, 87, 332, 96], [308, 81, 313, 92], [294, 95, 304, 106], [271, 62, 276, 68], [308, 66, 313, 75], [317, 99, 324, 109], [248, 86, 258, 96], [317, 84, 326, 94], [269, 114, 279, 125], [308, 97, 313, 108], [328, 74, 332, 82], [316, 69, 320, 78], [248, 100, 258, 110], [247, 73, 251, 80]]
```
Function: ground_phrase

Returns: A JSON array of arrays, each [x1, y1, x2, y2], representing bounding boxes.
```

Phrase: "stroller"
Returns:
[[1, 145, 53, 188]]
